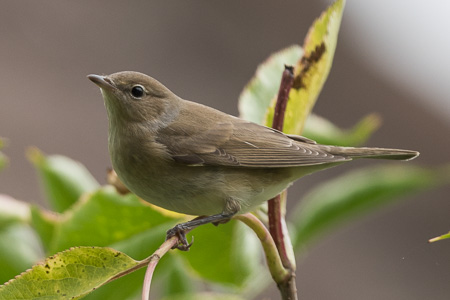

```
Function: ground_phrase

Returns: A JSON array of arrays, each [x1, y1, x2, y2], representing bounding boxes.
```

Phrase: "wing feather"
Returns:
[[156, 114, 349, 168]]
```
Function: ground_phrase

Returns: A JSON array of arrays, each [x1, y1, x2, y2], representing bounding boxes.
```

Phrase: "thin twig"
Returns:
[[141, 235, 180, 300]]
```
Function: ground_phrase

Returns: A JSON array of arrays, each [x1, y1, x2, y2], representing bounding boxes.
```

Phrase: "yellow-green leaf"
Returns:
[[429, 232, 450, 243], [265, 0, 345, 134], [31, 187, 182, 299], [0, 247, 139, 300]]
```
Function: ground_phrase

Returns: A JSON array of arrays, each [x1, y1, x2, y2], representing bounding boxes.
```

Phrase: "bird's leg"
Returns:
[[166, 198, 241, 251], [166, 212, 234, 250]]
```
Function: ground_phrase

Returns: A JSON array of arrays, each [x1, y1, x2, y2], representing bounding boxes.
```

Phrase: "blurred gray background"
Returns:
[[1, 1, 449, 299]]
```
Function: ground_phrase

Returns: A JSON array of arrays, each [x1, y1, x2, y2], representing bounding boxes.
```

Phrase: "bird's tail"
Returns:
[[321, 145, 419, 161]]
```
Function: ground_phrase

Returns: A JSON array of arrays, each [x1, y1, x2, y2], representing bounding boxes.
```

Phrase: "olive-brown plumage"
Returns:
[[88, 71, 419, 218]]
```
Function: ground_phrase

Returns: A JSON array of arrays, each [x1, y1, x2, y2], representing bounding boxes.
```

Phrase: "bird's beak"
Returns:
[[88, 74, 116, 92]]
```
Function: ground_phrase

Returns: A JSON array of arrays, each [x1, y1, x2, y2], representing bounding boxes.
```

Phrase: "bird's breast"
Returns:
[[107, 127, 298, 216]]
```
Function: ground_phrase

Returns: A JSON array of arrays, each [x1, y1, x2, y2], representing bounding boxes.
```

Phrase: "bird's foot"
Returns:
[[166, 212, 235, 251], [166, 224, 194, 251]]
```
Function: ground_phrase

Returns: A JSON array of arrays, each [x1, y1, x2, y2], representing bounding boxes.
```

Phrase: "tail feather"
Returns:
[[322, 146, 419, 161]]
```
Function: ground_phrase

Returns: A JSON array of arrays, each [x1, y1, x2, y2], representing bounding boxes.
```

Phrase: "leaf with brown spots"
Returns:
[[265, 0, 346, 135], [0, 247, 139, 300]]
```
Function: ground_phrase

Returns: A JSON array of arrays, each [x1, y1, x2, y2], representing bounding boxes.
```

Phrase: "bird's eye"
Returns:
[[131, 85, 145, 99]]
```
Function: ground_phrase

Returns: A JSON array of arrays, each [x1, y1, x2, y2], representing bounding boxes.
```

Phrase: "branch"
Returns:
[[267, 66, 298, 300], [271, 65, 294, 132], [141, 235, 181, 300]]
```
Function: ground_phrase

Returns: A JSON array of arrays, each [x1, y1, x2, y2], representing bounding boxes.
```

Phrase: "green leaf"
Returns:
[[0, 247, 139, 300], [238, 45, 303, 124], [265, 0, 345, 134], [27, 148, 100, 213], [292, 165, 447, 250], [25, 185, 183, 299], [0, 224, 44, 285], [182, 220, 262, 287], [47, 186, 179, 254], [26, 184, 184, 299], [303, 113, 382, 146]]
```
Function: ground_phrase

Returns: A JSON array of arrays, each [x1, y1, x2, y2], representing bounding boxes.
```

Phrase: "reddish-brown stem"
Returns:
[[268, 65, 295, 270], [268, 195, 287, 265], [271, 65, 294, 132]]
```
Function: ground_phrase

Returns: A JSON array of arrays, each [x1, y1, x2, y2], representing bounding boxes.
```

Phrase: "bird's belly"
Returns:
[[113, 153, 294, 216], [116, 164, 226, 215]]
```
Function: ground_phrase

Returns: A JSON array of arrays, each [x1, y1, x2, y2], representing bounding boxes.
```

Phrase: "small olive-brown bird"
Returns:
[[89, 71, 418, 248]]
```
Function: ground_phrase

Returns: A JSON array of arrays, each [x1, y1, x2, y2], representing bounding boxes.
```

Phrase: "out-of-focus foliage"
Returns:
[[2, 1, 448, 299]]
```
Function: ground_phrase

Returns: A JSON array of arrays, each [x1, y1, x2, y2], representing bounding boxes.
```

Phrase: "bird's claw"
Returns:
[[166, 225, 194, 251]]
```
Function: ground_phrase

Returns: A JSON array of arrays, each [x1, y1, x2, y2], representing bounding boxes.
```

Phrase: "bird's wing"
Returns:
[[156, 116, 349, 168]]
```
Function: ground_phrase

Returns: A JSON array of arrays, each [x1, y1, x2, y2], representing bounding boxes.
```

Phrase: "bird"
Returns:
[[88, 71, 419, 249]]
